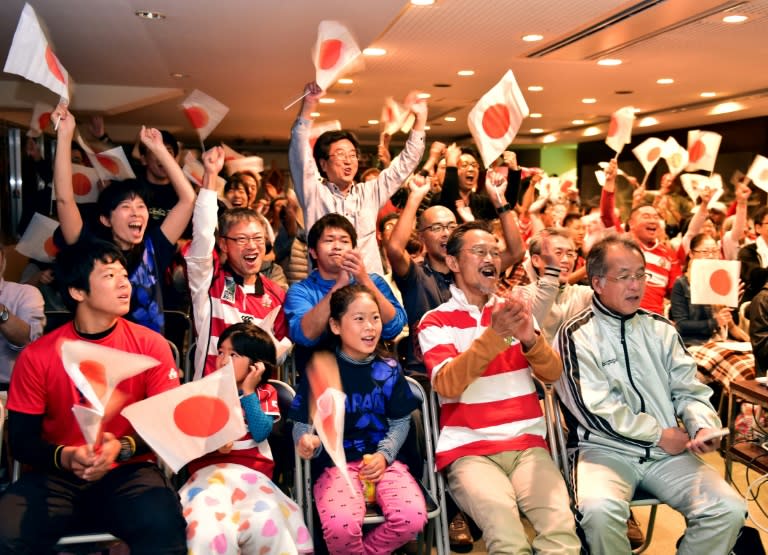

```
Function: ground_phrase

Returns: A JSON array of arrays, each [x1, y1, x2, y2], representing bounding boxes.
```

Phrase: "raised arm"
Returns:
[[288, 81, 324, 213], [386, 175, 431, 277], [52, 104, 84, 245], [137, 127, 196, 244], [485, 170, 525, 267], [723, 181, 751, 260], [680, 187, 713, 253]]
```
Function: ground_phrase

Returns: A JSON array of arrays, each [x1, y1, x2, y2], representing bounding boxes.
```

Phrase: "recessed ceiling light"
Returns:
[[424, 125, 431, 131], [522, 34, 544, 42], [368, 119, 379, 125], [656, 78, 674, 85], [582, 98, 597, 104], [709, 101, 743, 115], [597, 58, 622, 66], [457, 70, 475, 77], [170, 72, 188, 79], [632, 107, 642, 113], [700, 91, 717, 98], [529, 113, 542, 118], [135, 10, 165, 20], [319, 98, 336, 104], [583, 126, 601, 137], [542, 134, 557, 144], [528, 85, 543, 92], [530, 128, 544, 134], [444, 116, 457, 122], [410, 0, 435, 5], [363, 47, 387, 56], [572, 119, 585, 125], [338, 78, 354, 84], [310, 112, 320, 118], [417, 92, 431, 99], [723, 14, 748, 23], [638, 117, 659, 127]]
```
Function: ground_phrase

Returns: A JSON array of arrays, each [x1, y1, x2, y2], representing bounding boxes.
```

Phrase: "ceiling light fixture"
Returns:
[[638, 117, 659, 127], [723, 14, 748, 23], [444, 116, 457, 122], [363, 47, 387, 56], [170, 72, 188, 79], [528, 85, 543, 92], [572, 119, 585, 125], [338, 78, 354, 84], [424, 125, 431, 130], [410, 0, 435, 5], [709, 101, 743, 115], [522, 34, 544, 42], [529, 113, 542, 118], [417, 92, 431, 99], [542, 134, 557, 144], [310, 112, 320, 118], [582, 98, 597, 104], [368, 119, 379, 125], [656, 78, 674, 85], [583, 126, 601, 137], [135, 10, 165, 20], [318, 98, 336, 104], [530, 128, 544, 134], [597, 58, 622, 66], [457, 70, 475, 77], [700, 91, 717, 98]]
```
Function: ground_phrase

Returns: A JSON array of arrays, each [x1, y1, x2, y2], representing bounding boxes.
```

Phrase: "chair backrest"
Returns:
[[267, 379, 299, 498], [166, 340, 180, 369], [43, 310, 73, 334]]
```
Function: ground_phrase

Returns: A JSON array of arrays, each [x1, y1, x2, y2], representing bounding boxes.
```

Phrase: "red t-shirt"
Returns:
[[186, 383, 280, 477], [8, 319, 180, 451], [638, 241, 681, 315]]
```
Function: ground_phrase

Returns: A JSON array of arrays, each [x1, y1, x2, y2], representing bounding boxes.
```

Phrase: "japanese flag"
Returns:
[[690, 259, 740, 308], [680, 173, 711, 203], [595, 170, 606, 187], [182, 151, 225, 194], [61, 340, 159, 414], [662, 136, 689, 177], [686, 130, 722, 173], [3, 4, 70, 100], [221, 143, 244, 162], [632, 137, 666, 174], [15, 212, 59, 263], [121, 361, 246, 473], [380, 97, 408, 136], [90, 146, 136, 181], [309, 120, 342, 149], [468, 70, 529, 169], [27, 102, 54, 137], [605, 106, 635, 153], [72, 404, 102, 447], [181, 90, 229, 142], [225, 156, 264, 177], [747, 155, 768, 193], [313, 20, 362, 91], [70, 164, 100, 203]]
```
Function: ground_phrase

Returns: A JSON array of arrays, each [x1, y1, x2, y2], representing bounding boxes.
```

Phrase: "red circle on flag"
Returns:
[[689, 140, 705, 163], [607, 116, 618, 137], [384, 106, 394, 123], [481, 104, 511, 140], [709, 268, 732, 297], [43, 236, 58, 257], [96, 155, 119, 175], [45, 46, 66, 84], [72, 173, 92, 196], [173, 396, 229, 437], [184, 106, 209, 130], [318, 39, 343, 70], [646, 147, 661, 163], [39, 112, 52, 131], [80, 359, 107, 400]]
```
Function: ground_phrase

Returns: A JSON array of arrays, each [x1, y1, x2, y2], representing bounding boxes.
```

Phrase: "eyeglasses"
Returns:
[[553, 248, 578, 260], [462, 245, 502, 259], [692, 248, 720, 256], [328, 150, 359, 162], [602, 270, 647, 284], [458, 161, 479, 169], [421, 222, 458, 233], [222, 235, 266, 247]]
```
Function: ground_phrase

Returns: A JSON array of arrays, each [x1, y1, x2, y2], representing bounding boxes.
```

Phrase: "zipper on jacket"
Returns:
[[620, 319, 646, 413]]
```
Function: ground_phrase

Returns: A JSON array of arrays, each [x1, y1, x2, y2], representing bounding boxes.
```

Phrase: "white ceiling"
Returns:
[[0, 0, 767, 150]]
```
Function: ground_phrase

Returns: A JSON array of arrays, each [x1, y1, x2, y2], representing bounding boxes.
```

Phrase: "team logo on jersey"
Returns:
[[261, 295, 273, 308], [222, 276, 236, 303], [168, 367, 179, 380]]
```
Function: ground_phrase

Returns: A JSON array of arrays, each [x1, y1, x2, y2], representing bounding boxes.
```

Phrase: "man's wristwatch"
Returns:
[[117, 437, 135, 461], [0, 304, 9, 324]]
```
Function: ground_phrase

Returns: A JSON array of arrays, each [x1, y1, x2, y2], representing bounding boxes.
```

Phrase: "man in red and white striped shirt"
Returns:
[[417, 221, 580, 554]]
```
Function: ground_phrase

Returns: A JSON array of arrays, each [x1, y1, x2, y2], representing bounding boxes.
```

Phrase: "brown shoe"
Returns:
[[627, 511, 645, 550], [449, 512, 474, 553]]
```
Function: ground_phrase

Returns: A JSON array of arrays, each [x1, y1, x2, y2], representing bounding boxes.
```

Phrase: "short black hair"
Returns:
[[138, 129, 179, 158], [218, 322, 276, 385], [585, 236, 645, 283], [378, 212, 399, 235], [312, 130, 360, 179], [55, 239, 128, 312], [98, 179, 148, 219], [307, 213, 357, 251]]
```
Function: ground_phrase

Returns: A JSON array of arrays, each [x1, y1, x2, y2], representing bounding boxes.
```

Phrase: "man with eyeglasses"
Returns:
[[289, 81, 428, 276], [555, 236, 745, 555], [186, 147, 290, 379], [738, 205, 768, 303], [417, 220, 580, 554]]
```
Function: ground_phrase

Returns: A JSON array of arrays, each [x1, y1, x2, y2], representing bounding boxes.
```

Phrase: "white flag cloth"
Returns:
[[225, 156, 264, 177], [61, 340, 159, 414], [27, 102, 54, 137], [605, 106, 635, 153], [72, 404, 103, 446], [90, 146, 136, 181], [313, 20, 362, 91], [15, 212, 59, 263], [315, 387, 353, 488], [662, 137, 689, 177], [686, 130, 722, 173], [468, 70, 529, 169], [221, 143, 244, 162], [182, 152, 225, 194], [747, 155, 768, 193], [3, 3, 70, 100], [70, 164, 100, 203], [309, 120, 342, 149], [690, 259, 740, 307], [181, 89, 230, 142], [632, 137, 666, 174], [680, 173, 724, 208], [380, 97, 408, 136], [121, 361, 246, 473]]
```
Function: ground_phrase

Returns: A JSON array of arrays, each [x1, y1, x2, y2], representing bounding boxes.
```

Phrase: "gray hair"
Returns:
[[586, 236, 645, 283], [528, 228, 573, 257]]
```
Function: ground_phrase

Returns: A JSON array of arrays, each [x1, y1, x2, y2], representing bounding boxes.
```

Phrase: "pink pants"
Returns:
[[314, 460, 427, 555]]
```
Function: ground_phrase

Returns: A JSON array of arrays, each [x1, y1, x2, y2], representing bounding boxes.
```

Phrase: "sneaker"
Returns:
[[627, 511, 645, 550], [449, 512, 474, 553]]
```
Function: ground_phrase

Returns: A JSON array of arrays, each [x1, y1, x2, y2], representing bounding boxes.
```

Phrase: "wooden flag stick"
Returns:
[[283, 90, 310, 111]]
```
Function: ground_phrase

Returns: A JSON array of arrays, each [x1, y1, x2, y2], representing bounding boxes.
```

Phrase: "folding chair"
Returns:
[[166, 339, 181, 369], [267, 379, 302, 499], [297, 376, 445, 555], [163, 309, 194, 366], [544, 383, 663, 555]]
